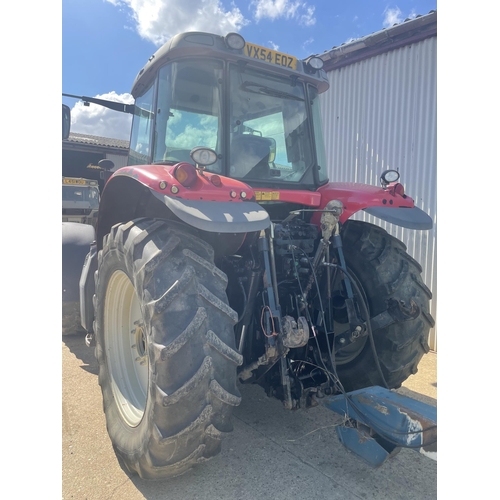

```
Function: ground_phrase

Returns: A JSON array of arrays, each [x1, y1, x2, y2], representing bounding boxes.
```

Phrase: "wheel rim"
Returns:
[[104, 270, 148, 427]]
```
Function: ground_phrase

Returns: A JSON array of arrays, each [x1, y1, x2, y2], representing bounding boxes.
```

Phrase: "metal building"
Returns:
[[62, 132, 129, 191], [318, 11, 437, 350]]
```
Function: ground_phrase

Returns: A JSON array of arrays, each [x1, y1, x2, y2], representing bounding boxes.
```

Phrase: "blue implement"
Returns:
[[319, 386, 437, 467]]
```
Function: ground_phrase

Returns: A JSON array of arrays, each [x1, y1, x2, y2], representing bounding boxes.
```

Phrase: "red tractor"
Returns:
[[63, 31, 435, 479]]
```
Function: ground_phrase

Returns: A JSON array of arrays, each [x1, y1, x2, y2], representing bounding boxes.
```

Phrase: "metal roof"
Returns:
[[318, 10, 437, 72], [63, 132, 129, 151]]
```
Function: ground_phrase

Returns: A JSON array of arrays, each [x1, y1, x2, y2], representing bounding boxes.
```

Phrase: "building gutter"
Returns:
[[320, 11, 437, 72]]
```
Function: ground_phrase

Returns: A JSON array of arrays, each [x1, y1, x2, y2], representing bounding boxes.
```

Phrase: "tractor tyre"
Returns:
[[334, 220, 434, 392], [94, 218, 243, 480]]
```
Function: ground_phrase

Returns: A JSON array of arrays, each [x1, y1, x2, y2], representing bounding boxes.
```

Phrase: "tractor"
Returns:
[[63, 31, 436, 479]]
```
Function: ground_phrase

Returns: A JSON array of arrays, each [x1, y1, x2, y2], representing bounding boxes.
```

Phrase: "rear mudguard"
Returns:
[[62, 222, 95, 334], [95, 164, 270, 250], [313, 182, 432, 230], [79, 241, 97, 333], [80, 164, 270, 335], [250, 182, 431, 230]]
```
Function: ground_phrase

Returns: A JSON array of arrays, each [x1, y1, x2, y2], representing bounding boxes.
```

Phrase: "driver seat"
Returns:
[[230, 135, 273, 178]]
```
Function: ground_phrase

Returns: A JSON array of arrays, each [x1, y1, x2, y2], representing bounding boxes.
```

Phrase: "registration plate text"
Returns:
[[244, 43, 297, 70]]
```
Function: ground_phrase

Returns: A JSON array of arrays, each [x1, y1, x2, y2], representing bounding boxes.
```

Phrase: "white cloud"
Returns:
[[383, 7, 403, 28], [382, 6, 418, 28], [105, 0, 248, 46], [301, 37, 313, 51], [70, 92, 134, 141], [268, 40, 279, 50], [299, 5, 315, 26], [251, 0, 315, 26]]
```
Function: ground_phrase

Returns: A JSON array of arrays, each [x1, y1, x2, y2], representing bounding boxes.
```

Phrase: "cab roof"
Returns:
[[131, 32, 329, 98]]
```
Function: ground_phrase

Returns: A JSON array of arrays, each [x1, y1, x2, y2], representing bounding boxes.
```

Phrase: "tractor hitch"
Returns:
[[318, 386, 437, 467]]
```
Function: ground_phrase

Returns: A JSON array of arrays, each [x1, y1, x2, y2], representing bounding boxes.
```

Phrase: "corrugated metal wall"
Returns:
[[319, 36, 437, 350], [107, 153, 128, 170]]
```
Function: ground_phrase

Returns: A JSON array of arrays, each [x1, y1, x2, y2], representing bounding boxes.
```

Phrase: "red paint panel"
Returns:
[[312, 182, 415, 225], [112, 164, 255, 202]]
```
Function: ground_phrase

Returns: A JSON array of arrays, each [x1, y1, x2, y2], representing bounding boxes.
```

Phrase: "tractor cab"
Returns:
[[127, 32, 329, 190]]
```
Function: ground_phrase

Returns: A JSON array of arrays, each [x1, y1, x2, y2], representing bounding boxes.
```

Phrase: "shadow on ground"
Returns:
[[62, 333, 99, 375]]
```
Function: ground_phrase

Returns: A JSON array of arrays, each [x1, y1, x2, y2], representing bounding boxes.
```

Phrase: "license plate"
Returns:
[[244, 43, 297, 70], [255, 191, 280, 201], [63, 178, 86, 185]]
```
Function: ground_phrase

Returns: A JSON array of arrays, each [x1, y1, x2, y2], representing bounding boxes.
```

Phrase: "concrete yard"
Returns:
[[62, 334, 437, 500]]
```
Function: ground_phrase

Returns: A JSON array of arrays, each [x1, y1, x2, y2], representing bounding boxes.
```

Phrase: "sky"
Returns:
[[62, 0, 438, 140]]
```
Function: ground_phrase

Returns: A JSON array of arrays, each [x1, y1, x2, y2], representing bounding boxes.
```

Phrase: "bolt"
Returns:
[[352, 326, 362, 339], [339, 338, 346, 344]]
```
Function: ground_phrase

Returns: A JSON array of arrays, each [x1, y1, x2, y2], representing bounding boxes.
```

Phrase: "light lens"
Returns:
[[190, 147, 218, 166], [210, 175, 222, 187], [225, 33, 245, 50], [380, 169, 400, 185], [307, 57, 324, 70], [393, 183, 405, 196], [174, 162, 198, 187]]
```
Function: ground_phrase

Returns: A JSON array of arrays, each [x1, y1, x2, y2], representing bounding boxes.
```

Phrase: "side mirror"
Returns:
[[62, 104, 71, 140]]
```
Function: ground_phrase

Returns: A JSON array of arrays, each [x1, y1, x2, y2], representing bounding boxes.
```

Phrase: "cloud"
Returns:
[[251, 0, 315, 26], [299, 5, 315, 26], [382, 6, 418, 28], [268, 40, 279, 50], [301, 37, 313, 51], [105, 0, 248, 46], [382, 6, 403, 27], [70, 92, 134, 140]]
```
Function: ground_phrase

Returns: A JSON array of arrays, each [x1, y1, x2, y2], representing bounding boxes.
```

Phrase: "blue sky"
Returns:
[[62, 0, 437, 139]]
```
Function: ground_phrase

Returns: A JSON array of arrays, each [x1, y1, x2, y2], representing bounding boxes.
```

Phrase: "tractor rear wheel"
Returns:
[[94, 218, 242, 480], [334, 220, 434, 392]]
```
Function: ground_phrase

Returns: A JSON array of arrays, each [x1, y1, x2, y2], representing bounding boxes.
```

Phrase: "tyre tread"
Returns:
[[337, 220, 434, 391], [94, 218, 240, 480]]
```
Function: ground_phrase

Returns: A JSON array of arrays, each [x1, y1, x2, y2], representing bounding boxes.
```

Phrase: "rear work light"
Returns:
[[380, 169, 400, 187], [174, 162, 198, 187], [306, 56, 324, 70], [190, 146, 218, 167], [225, 33, 245, 50]]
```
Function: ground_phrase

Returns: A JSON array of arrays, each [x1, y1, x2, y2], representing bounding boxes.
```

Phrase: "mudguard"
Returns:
[[156, 194, 270, 233], [82, 164, 271, 334], [311, 182, 433, 230], [79, 242, 97, 333], [62, 222, 95, 334], [96, 164, 270, 248], [363, 206, 432, 230]]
